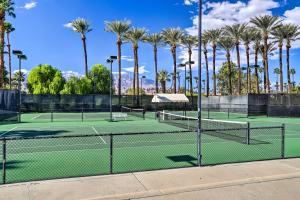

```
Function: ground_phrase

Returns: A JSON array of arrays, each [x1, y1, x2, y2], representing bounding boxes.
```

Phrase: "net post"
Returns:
[[228, 108, 230, 119], [281, 124, 285, 159], [51, 111, 53, 123], [81, 106, 84, 122], [246, 122, 250, 145], [2, 139, 6, 184], [109, 134, 113, 174]]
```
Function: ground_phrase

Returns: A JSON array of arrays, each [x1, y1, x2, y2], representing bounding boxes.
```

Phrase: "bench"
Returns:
[[112, 113, 128, 121]]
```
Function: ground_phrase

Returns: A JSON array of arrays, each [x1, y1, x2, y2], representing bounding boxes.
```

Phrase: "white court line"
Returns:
[[31, 114, 42, 120], [0, 126, 18, 137], [92, 126, 107, 144]]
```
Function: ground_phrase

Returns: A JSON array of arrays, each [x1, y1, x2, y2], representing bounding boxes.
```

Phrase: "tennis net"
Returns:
[[158, 111, 250, 144], [121, 106, 145, 119]]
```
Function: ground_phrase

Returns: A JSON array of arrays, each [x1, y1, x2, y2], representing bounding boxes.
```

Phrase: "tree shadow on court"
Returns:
[[167, 155, 198, 166], [1, 130, 71, 138]]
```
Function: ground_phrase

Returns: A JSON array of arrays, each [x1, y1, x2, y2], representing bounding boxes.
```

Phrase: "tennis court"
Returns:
[[1, 110, 298, 184]]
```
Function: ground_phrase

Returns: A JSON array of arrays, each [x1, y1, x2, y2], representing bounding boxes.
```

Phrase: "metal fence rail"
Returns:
[[0, 125, 288, 185]]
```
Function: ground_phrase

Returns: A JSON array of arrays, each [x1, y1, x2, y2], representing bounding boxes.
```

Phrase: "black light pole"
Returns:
[[197, 0, 203, 167], [179, 64, 187, 95], [141, 76, 146, 106], [107, 56, 117, 122], [13, 50, 27, 122]]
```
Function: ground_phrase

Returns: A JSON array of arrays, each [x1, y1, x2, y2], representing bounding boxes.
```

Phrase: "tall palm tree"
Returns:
[[274, 68, 280, 93], [4, 21, 14, 89], [224, 23, 247, 95], [71, 18, 92, 77], [158, 70, 171, 93], [161, 28, 184, 93], [124, 28, 147, 100], [272, 25, 285, 93], [202, 31, 210, 96], [258, 43, 277, 93], [241, 27, 255, 93], [105, 20, 131, 99], [145, 33, 163, 94], [181, 34, 198, 97], [251, 15, 282, 93], [0, 0, 15, 88], [252, 30, 262, 94], [282, 24, 300, 92], [206, 29, 223, 96], [218, 37, 235, 95]]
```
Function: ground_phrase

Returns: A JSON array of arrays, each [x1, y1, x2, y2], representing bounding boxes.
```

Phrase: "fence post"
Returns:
[[110, 134, 113, 174], [81, 106, 84, 122], [51, 111, 53, 123], [281, 124, 286, 159], [246, 122, 250, 145], [207, 107, 210, 119], [2, 139, 6, 184]]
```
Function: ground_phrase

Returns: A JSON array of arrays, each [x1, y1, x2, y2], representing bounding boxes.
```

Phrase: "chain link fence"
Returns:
[[0, 125, 287, 185]]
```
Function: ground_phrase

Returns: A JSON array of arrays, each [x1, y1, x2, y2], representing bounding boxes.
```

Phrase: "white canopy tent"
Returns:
[[151, 94, 189, 103]]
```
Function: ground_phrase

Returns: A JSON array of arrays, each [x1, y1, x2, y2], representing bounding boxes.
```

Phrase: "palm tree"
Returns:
[[12, 70, 25, 90], [252, 30, 262, 94], [274, 68, 280, 93], [158, 70, 171, 93], [251, 15, 282, 93], [124, 28, 147, 101], [258, 43, 277, 93], [206, 29, 223, 96], [258, 67, 264, 92], [71, 18, 92, 77], [161, 28, 184, 93], [272, 25, 285, 93], [218, 37, 235, 95], [282, 24, 300, 92], [202, 32, 209, 96], [181, 34, 198, 97], [224, 23, 247, 95], [241, 27, 255, 93], [145, 33, 163, 94], [4, 21, 14, 89], [0, 0, 15, 88], [105, 20, 131, 99]]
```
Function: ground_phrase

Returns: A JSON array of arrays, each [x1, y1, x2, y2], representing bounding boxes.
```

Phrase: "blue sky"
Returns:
[[7, 0, 300, 88]]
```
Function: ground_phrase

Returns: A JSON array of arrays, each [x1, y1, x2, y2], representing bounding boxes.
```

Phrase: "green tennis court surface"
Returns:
[[0, 112, 299, 184]]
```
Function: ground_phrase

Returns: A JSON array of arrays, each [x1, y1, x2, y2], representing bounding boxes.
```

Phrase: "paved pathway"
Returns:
[[1, 159, 300, 200]]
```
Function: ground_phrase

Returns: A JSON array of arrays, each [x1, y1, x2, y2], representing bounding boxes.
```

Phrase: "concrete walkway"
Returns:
[[1, 159, 300, 200]]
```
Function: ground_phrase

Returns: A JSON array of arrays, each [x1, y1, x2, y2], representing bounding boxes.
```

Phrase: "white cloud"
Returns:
[[185, 0, 280, 35], [13, 69, 29, 75], [123, 66, 149, 74], [64, 23, 73, 29], [62, 71, 82, 79], [22, 2, 37, 10], [121, 56, 134, 62], [184, 0, 198, 6], [112, 71, 128, 75], [283, 7, 300, 49]]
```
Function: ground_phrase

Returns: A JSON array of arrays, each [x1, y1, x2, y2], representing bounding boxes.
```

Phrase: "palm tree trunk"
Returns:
[[188, 49, 193, 103], [204, 50, 209, 97], [213, 46, 217, 96], [135, 47, 140, 106], [162, 81, 166, 93], [236, 44, 241, 95], [286, 45, 291, 93], [254, 49, 259, 94], [82, 37, 88, 77], [171, 46, 177, 94], [227, 52, 232, 95], [279, 45, 283, 93], [0, 13, 5, 88], [246, 46, 250, 93], [263, 37, 270, 93], [133, 47, 136, 96], [117, 40, 122, 103], [7, 33, 12, 89], [154, 47, 158, 94]]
